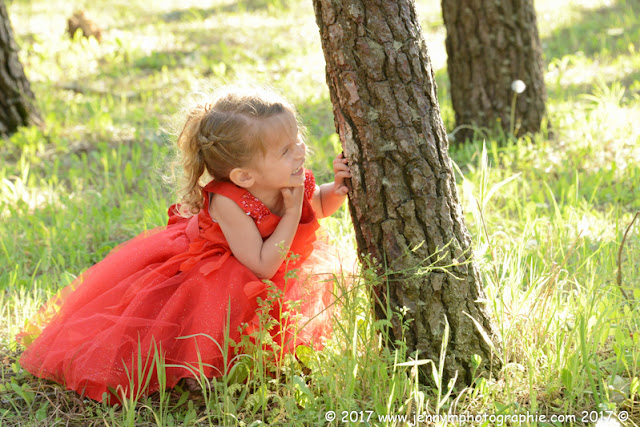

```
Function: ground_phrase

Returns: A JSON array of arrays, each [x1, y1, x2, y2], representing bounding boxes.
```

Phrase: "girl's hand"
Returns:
[[213, 187, 303, 279], [310, 153, 351, 218], [281, 185, 304, 215], [333, 153, 351, 195]]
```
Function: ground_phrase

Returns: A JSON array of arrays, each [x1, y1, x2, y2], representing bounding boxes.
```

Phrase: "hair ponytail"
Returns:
[[177, 108, 208, 216]]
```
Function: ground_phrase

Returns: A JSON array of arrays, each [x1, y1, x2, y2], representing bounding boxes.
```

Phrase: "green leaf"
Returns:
[[438, 371, 459, 408], [483, 172, 522, 210], [560, 368, 573, 391], [174, 390, 190, 408], [295, 345, 315, 367], [227, 362, 249, 385], [494, 402, 510, 414], [35, 401, 49, 421], [183, 408, 196, 424], [395, 359, 430, 367], [630, 377, 639, 396], [11, 382, 34, 405], [293, 375, 314, 400], [124, 162, 134, 185], [255, 384, 268, 411]]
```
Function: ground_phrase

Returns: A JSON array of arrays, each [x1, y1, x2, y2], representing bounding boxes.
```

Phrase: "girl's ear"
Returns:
[[229, 167, 255, 188]]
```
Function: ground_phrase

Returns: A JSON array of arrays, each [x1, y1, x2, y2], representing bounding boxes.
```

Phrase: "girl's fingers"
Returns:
[[281, 188, 291, 202], [334, 153, 351, 191], [333, 154, 348, 164], [333, 164, 351, 174], [281, 186, 304, 211]]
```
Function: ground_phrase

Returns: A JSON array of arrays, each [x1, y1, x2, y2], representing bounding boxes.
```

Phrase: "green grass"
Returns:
[[1, 0, 640, 425]]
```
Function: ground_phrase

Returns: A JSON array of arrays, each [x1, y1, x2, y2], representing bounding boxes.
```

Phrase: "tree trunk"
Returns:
[[0, 1, 41, 136], [442, 0, 547, 141], [313, 0, 501, 385]]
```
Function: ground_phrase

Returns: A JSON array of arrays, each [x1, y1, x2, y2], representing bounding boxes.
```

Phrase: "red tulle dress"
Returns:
[[18, 170, 335, 404]]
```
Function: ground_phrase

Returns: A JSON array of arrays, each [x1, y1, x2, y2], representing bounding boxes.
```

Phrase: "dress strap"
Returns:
[[203, 180, 241, 212], [202, 169, 316, 223]]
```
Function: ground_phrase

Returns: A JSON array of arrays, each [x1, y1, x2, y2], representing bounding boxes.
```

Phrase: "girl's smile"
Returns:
[[247, 111, 307, 192]]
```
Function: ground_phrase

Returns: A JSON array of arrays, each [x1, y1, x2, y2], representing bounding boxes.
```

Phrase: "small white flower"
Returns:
[[511, 80, 526, 94]]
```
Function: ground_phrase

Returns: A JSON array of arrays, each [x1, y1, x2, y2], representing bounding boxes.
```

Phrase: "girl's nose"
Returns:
[[295, 141, 306, 159]]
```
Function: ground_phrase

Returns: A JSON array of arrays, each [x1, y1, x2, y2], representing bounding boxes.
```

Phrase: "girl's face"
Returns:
[[248, 111, 307, 191]]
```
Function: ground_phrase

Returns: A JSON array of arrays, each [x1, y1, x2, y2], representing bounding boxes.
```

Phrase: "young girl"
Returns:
[[18, 86, 351, 404]]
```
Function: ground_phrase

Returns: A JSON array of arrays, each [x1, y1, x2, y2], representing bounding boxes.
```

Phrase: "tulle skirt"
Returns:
[[18, 220, 340, 404]]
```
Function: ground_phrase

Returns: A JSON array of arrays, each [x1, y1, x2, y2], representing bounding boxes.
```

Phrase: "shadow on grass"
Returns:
[[547, 67, 640, 101], [106, 0, 296, 30], [159, 0, 294, 22], [521, 0, 640, 116], [542, 0, 640, 62], [91, 8, 304, 79]]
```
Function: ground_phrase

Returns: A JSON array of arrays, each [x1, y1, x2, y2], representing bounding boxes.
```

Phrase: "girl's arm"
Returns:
[[311, 153, 351, 219], [211, 186, 304, 279]]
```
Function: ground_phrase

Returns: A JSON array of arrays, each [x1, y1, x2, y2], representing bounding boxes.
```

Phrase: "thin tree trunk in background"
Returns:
[[0, 1, 41, 136], [313, 0, 501, 385], [442, 0, 547, 141]]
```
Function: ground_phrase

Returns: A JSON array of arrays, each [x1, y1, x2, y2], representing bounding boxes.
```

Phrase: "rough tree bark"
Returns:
[[313, 0, 501, 384], [442, 0, 547, 141], [0, 1, 41, 136]]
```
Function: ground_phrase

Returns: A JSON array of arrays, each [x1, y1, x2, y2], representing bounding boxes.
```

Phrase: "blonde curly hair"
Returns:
[[176, 86, 298, 216]]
